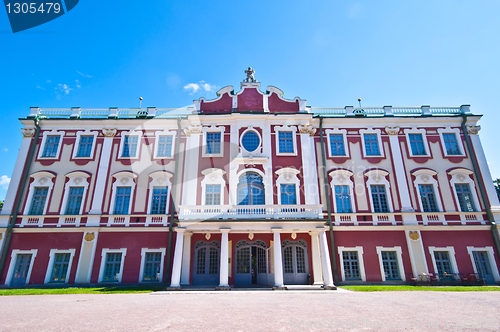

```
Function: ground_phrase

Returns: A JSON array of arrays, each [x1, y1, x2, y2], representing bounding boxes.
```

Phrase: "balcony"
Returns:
[[178, 204, 323, 220]]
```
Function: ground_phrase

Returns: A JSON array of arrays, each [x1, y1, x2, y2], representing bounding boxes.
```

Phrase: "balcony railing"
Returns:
[[178, 204, 323, 220]]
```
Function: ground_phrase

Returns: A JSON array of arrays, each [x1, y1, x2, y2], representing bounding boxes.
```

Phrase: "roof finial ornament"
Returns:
[[244, 67, 257, 83]]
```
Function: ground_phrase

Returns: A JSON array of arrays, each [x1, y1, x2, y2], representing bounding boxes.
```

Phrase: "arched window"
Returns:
[[237, 172, 264, 205]]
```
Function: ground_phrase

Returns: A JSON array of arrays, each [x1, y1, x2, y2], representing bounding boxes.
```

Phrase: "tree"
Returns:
[[0, 200, 3, 212], [495, 179, 500, 202]]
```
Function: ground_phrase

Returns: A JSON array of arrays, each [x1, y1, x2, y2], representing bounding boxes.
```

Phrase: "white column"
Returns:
[[219, 228, 230, 287], [318, 229, 335, 287], [170, 228, 185, 288], [310, 231, 323, 285], [181, 130, 201, 206], [272, 229, 284, 287], [301, 132, 320, 205], [180, 232, 192, 285], [386, 128, 414, 215], [87, 130, 115, 226], [1, 130, 34, 216]]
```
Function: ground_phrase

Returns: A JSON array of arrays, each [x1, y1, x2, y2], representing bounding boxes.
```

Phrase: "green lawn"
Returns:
[[339, 285, 500, 292], [0, 286, 165, 296]]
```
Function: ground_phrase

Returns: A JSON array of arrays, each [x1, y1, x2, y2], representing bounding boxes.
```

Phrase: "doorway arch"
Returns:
[[282, 240, 309, 285], [192, 241, 220, 286], [234, 240, 270, 285]]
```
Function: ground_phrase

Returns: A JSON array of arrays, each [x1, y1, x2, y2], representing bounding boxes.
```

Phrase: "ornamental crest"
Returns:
[[298, 124, 316, 136], [408, 231, 420, 241], [466, 125, 481, 135], [102, 128, 117, 137], [21, 128, 35, 138], [385, 127, 400, 136], [84, 232, 95, 242]]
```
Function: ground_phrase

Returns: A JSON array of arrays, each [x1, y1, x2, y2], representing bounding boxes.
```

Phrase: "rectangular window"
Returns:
[[343, 251, 361, 280], [65, 187, 84, 215], [418, 184, 439, 212], [409, 133, 426, 155], [143, 252, 161, 282], [335, 185, 352, 213], [103, 253, 122, 282], [280, 184, 297, 205], [443, 133, 461, 155], [205, 184, 221, 205], [50, 253, 71, 283], [364, 134, 380, 156], [371, 185, 389, 213], [455, 184, 476, 212], [433, 251, 453, 278], [206, 132, 221, 154], [114, 187, 131, 215], [42, 135, 60, 158], [29, 187, 49, 215], [381, 251, 400, 280], [122, 135, 139, 157], [11, 254, 33, 287], [150, 187, 168, 214], [157, 135, 173, 157], [329, 134, 346, 156], [278, 131, 294, 153], [76, 135, 94, 157]]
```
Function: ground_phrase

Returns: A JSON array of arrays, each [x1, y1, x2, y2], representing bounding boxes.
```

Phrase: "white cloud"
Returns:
[[0, 175, 10, 189], [3, 148, 8, 152], [56, 84, 73, 95], [76, 79, 81, 88], [183, 81, 217, 94], [47, 80, 51, 83], [77, 71, 92, 78], [36, 86, 45, 90]]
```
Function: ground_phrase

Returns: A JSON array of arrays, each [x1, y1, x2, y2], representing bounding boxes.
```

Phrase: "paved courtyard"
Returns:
[[0, 289, 499, 331]]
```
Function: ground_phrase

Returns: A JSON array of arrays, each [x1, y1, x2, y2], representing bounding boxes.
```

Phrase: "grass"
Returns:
[[339, 285, 500, 292], [0, 286, 165, 296]]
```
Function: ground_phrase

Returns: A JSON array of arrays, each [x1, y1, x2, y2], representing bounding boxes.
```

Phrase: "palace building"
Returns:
[[1, 71, 500, 289]]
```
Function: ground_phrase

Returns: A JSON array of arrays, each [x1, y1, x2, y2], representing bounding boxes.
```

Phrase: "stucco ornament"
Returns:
[[298, 124, 316, 136], [73, 177, 83, 185], [373, 175, 381, 183], [157, 177, 166, 185], [457, 174, 467, 182], [205, 233, 211, 240], [39, 177, 48, 185], [120, 177, 130, 185], [408, 231, 420, 241], [21, 128, 35, 138], [183, 125, 202, 137], [466, 125, 481, 135], [102, 128, 117, 137], [248, 233, 254, 241], [385, 127, 400, 136], [84, 232, 95, 242], [244, 67, 256, 82], [291, 232, 297, 240], [421, 175, 430, 183], [337, 175, 346, 183]]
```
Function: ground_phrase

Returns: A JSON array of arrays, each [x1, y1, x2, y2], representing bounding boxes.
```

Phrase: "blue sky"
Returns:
[[1, 0, 500, 200]]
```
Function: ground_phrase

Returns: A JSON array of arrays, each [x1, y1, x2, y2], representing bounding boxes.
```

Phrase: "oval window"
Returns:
[[242, 131, 260, 152]]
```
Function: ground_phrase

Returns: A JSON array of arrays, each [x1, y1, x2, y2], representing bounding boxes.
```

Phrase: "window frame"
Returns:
[[5, 249, 38, 286], [146, 171, 173, 215], [360, 128, 384, 158], [437, 127, 465, 157], [329, 170, 355, 213], [275, 168, 301, 205], [73, 130, 98, 159], [139, 248, 166, 283], [109, 172, 137, 217], [338, 246, 366, 281], [466, 246, 500, 282], [23, 172, 56, 217], [98, 248, 127, 283], [365, 170, 393, 213], [59, 171, 90, 217], [240, 127, 262, 155], [44, 249, 76, 284], [412, 169, 443, 213], [274, 125, 298, 156], [376, 246, 405, 281], [326, 129, 349, 158], [428, 246, 459, 280], [448, 169, 481, 213], [201, 168, 226, 205], [154, 129, 176, 159], [202, 125, 225, 158], [118, 130, 142, 159], [404, 128, 429, 157], [38, 130, 64, 159]]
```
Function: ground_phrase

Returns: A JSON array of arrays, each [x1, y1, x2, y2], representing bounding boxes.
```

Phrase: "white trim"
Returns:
[[153, 129, 176, 159], [108, 172, 137, 225], [411, 169, 444, 214], [240, 126, 263, 156], [201, 168, 226, 205], [5, 249, 38, 286], [376, 246, 405, 281], [329, 169, 356, 213], [44, 249, 76, 284], [72, 130, 98, 159], [38, 129, 64, 159], [202, 125, 225, 157], [118, 130, 143, 159], [326, 128, 349, 157], [22, 171, 56, 227], [337, 246, 366, 281], [365, 170, 394, 213], [428, 246, 459, 279], [404, 127, 430, 157], [145, 171, 173, 226], [466, 246, 500, 282], [274, 125, 297, 156], [98, 248, 127, 283], [139, 248, 166, 282], [58, 171, 91, 226], [437, 127, 465, 157], [275, 168, 301, 205], [360, 128, 384, 158], [448, 169, 481, 214]]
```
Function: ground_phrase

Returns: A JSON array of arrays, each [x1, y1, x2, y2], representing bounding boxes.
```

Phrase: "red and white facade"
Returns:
[[1, 77, 500, 288]]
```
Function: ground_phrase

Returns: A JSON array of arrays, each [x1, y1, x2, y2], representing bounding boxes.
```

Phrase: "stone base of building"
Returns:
[[272, 286, 286, 290], [323, 285, 337, 290], [167, 286, 182, 291], [215, 286, 231, 291]]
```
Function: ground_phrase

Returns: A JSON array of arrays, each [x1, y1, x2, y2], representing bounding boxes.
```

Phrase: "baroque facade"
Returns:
[[1, 76, 500, 289]]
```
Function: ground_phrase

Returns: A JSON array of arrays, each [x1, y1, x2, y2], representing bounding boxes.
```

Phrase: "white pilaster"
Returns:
[[318, 229, 335, 288], [272, 228, 284, 287], [181, 131, 201, 206], [180, 232, 192, 285], [170, 228, 185, 288], [301, 132, 320, 205], [310, 231, 323, 285], [219, 228, 230, 287]]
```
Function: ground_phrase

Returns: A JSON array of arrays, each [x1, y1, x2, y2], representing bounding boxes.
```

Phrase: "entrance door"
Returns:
[[11, 254, 33, 287], [472, 251, 495, 284], [192, 241, 220, 286], [282, 240, 309, 285], [235, 240, 269, 285]]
